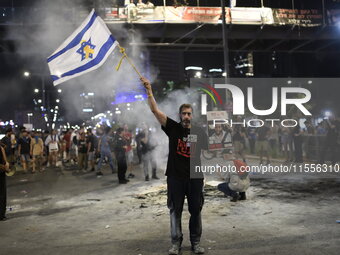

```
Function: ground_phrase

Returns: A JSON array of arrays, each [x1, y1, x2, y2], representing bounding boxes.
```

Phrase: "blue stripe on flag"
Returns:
[[51, 75, 59, 81], [53, 35, 116, 82], [47, 11, 98, 63]]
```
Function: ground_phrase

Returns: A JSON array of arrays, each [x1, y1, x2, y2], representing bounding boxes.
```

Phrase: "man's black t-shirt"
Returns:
[[86, 135, 96, 152], [18, 137, 31, 154], [257, 126, 270, 141], [114, 136, 126, 161], [139, 131, 151, 155], [1, 136, 12, 156], [162, 117, 208, 179], [77, 139, 87, 154]]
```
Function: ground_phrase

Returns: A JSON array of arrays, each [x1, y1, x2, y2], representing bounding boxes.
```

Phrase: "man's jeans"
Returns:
[[142, 152, 157, 177], [97, 149, 115, 171], [167, 176, 204, 246], [217, 183, 237, 197]]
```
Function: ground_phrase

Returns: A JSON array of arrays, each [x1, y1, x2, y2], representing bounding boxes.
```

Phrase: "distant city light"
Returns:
[[209, 69, 223, 73], [34, 89, 39, 93], [185, 66, 203, 71], [23, 71, 30, 77], [324, 111, 332, 117]]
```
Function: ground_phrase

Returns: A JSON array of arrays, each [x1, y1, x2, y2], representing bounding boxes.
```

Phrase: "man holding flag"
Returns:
[[47, 8, 208, 254], [140, 77, 208, 254]]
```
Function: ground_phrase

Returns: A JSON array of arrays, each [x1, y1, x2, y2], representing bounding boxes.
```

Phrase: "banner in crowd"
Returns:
[[273, 9, 323, 27], [206, 111, 232, 151]]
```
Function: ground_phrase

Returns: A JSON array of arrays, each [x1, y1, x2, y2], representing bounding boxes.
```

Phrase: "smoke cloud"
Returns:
[[5, 0, 201, 169]]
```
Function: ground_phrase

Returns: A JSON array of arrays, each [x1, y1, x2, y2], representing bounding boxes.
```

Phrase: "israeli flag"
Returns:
[[47, 9, 118, 86]]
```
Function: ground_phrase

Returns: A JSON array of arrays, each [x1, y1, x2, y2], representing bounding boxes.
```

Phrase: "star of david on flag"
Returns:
[[77, 38, 96, 61], [47, 9, 118, 86]]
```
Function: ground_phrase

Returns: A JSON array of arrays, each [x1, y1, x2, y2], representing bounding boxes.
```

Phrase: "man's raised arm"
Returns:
[[140, 77, 167, 127]]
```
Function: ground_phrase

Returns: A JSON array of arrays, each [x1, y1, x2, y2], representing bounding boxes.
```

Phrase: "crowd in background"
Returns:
[[0, 122, 160, 184], [228, 117, 340, 165], [0, 116, 339, 182]]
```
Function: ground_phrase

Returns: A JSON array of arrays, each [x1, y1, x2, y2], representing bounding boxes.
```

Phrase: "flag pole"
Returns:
[[116, 44, 143, 79]]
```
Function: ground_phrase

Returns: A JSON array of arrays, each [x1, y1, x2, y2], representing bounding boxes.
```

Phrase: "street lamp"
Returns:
[[23, 70, 46, 112], [27, 113, 33, 124], [56, 99, 60, 103], [57, 89, 62, 93]]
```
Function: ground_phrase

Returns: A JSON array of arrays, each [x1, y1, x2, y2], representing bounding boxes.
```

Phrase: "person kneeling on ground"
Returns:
[[217, 159, 250, 202]]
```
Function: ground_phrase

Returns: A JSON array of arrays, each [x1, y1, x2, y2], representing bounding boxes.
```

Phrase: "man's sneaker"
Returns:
[[152, 175, 160, 180], [0, 216, 7, 221], [127, 173, 135, 178], [96, 171, 103, 177], [230, 194, 239, 202], [145, 175, 149, 181], [191, 244, 205, 254], [239, 192, 246, 200], [168, 244, 180, 255], [119, 179, 129, 184]]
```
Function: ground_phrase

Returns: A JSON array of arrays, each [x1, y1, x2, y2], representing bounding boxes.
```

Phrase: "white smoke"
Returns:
[[6, 0, 202, 172]]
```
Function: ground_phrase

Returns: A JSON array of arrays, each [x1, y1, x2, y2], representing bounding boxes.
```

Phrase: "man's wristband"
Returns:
[[147, 93, 153, 98]]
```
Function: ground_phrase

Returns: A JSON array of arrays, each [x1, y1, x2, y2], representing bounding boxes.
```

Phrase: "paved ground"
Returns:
[[1, 160, 340, 255]]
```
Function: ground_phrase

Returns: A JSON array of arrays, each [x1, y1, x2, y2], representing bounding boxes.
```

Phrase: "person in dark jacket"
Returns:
[[320, 118, 340, 165], [114, 128, 129, 184], [0, 142, 10, 221]]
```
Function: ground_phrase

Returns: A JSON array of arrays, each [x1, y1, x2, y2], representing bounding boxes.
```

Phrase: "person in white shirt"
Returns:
[[44, 129, 60, 168]]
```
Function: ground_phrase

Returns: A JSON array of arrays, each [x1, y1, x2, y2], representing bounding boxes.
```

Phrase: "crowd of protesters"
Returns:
[[225, 117, 340, 165], [0, 123, 160, 184]]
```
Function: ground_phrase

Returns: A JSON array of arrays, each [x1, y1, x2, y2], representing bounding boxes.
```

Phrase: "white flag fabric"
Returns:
[[47, 9, 118, 86]]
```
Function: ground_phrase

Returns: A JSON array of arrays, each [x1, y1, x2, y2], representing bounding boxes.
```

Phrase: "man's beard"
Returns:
[[181, 118, 191, 127]]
